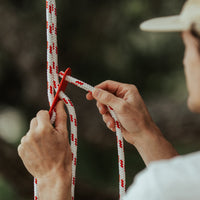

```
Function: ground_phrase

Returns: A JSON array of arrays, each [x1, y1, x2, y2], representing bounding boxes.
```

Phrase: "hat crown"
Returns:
[[181, 0, 200, 23], [140, 0, 200, 33]]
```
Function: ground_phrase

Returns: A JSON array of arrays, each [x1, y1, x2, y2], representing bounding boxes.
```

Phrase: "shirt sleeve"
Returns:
[[122, 164, 162, 200], [122, 152, 200, 200]]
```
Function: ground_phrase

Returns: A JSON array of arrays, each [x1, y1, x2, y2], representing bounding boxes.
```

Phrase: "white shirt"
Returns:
[[123, 151, 200, 200]]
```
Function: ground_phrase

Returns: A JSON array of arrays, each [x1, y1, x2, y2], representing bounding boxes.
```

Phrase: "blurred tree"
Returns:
[[0, 0, 199, 199]]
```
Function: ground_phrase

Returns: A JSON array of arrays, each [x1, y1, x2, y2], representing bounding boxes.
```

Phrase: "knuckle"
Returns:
[[37, 124, 52, 135], [101, 92, 112, 102], [100, 80, 111, 85], [37, 125, 47, 134], [36, 110, 43, 116], [118, 101, 129, 113], [37, 110, 48, 117], [20, 136, 27, 144], [104, 80, 112, 84], [17, 145, 23, 157], [44, 110, 49, 115], [28, 132, 37, 141], [30, 118, 37, 125], [21, 133, 36, 144], [26, 130, 40, 142], [129, 84, 138, 93]]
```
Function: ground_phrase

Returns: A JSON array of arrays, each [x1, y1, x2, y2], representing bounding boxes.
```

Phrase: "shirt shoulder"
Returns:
[[123, 151, 200, 200]]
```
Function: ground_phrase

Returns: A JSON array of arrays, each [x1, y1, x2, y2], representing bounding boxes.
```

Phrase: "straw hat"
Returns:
[[140, 0, 200, 34]]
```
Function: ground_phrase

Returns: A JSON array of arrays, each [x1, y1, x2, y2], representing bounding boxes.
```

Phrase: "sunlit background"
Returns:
[[0, 0, 200, 199]]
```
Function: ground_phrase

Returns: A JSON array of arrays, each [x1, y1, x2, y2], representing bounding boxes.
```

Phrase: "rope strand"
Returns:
[[59, 72, 127, 198], [33, 0, 126, 199]]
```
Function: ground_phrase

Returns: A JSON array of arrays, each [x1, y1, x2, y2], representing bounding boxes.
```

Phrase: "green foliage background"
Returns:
[[1, 0, 200, 199]]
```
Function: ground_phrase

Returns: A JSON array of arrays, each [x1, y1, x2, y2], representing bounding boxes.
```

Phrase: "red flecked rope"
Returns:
[[33, 1, 126, 199], [59, 72, 127, 199]]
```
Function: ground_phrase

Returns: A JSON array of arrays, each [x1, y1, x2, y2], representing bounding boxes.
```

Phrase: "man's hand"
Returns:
[[87, 80, 178, 165], [18, 101, 72, 200], [87, 80, 157, 145]]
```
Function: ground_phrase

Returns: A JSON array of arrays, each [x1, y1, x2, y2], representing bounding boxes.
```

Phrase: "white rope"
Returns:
[[33, 1, 126, 199], [59, 91, 78, 199], [59, 72, 126, 199]]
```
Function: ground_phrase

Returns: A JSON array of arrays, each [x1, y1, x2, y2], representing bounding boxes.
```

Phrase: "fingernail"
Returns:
[[93, 88, 101, 98]]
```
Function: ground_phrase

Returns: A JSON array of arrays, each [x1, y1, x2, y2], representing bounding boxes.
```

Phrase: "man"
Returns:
[[18, 0, 200, 199]]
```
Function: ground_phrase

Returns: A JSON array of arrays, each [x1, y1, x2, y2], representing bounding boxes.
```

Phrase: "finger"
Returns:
[[95, 80, 120, 92], [55, 101, 68, 133], [102, 113, 116, 132], [95, 80, 127, 97], [92, 88, 124, 113], [36, 110, 51, 128], [30, 118, 38, 129], [86, 80, 120, 100], [18, 136, 27, 157], [87, 80, 128, 100], [86, 92, 94, 100], [96, 102, 108, 115], [20, 136, 26, 144]]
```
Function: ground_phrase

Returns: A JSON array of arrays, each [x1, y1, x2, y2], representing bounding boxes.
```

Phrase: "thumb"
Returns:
[[93, 88, 122, 112], [55, 101, 68, 133]]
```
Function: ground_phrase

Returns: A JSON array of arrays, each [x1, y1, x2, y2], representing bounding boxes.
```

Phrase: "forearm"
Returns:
[[38, 171, 71, 200], [133, 124, 179, 166]]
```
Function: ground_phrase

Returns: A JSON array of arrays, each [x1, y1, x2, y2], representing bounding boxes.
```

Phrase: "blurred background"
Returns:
[[0, 0, 200, 199]]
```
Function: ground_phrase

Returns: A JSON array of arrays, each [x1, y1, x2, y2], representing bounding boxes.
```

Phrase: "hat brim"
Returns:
[[140, 15, 189, 32]]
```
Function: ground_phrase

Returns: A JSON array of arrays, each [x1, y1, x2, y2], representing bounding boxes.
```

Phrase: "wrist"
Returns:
[[130, 121, 162, 147], [37, 169, 72, 200], [38, 169, 72, 186], [132, 123, 178, 165]]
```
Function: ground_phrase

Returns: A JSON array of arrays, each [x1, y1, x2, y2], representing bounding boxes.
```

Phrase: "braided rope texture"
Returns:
[[59, 73, 127, 199], [33, 1, 126, 199]]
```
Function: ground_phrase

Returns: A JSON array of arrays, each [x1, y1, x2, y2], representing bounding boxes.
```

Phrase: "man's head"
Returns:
[[140, 0, 200, 113]]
